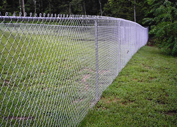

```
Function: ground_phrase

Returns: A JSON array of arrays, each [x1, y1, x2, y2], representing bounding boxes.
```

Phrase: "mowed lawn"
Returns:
[[79, 46, 177, 127], [0, 27, 97, 126]]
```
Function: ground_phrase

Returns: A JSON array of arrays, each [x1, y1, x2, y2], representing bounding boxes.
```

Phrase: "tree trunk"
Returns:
[[19, 0, 22, 13], [33, 0, 36, 14], [134, 0, 136, 22], [83, 0, 86, 15], [69, 2, 72, 14], [98, 0, 103, 16], [22, 0, 25, 16]]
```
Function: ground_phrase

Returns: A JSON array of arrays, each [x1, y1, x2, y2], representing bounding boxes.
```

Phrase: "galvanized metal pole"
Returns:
[[118, 21, 122, 73], [95, 18, 99, 101]]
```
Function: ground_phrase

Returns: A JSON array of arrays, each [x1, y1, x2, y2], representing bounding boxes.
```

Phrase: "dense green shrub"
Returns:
[[144, 0, 177, 56]]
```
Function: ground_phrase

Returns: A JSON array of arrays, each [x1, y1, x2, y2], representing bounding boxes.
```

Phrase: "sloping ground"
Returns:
[[79, 46, 177, 127]]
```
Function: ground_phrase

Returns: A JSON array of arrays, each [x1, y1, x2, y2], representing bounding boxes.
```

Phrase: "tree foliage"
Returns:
[[104, 0, 134, 20], [1, 0, 177, 56], [0, 0, 108, 16], [144, 0, 177, 56], [104, 0, 149, 24], [0, 0, 145, 24]]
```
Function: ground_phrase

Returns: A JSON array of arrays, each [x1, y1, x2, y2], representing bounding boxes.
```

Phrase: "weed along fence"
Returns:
[[0, 13, 148, 126]]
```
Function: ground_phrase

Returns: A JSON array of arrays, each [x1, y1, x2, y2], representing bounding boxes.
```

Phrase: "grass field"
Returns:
[[0, 23, 124, 126], [79, 46, 177, 127], [0, 24, 97, 126]]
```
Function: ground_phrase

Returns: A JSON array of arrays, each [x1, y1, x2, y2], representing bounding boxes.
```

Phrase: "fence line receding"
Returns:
[[0, 14, 148, 127]]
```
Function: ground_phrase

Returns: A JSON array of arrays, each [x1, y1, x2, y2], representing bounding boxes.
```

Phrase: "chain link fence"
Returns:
[[0, 13, 148, 126]]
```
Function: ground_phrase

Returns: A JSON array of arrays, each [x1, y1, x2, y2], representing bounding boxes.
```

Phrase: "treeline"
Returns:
[[0, 0, 177, 56], [0, 0, 148, 24], [0, 0, 106, 16]]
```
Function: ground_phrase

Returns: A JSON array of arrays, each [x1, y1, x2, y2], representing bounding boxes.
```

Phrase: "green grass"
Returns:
[[2, 23, 175, 127], [0, 23, 120, 126], [79, 46, 177, 127], [0, 24, 97, 126]]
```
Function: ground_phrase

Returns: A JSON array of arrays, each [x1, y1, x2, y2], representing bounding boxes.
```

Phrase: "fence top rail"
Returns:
[[0, 13, 147, 29]]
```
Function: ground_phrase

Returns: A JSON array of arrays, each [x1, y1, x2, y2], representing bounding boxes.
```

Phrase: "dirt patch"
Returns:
[[80, 68, 95, 72], [145, 66, 150, 69], [149, 77, 157, 80], [165, 110, 177, 116], [1, 80, 15, 86], [101, 97, 110, 104], [4, 80, 10, 84], [133, 78, 138, 81], [43, 87, 47, 91], [113, 98, 121, 103], [72, 99, 84, 104], [72, 38, 106, 42], [80, 68, 111, 75], [121, 100, 135, 106], [82, 74, 91, 83], [146, 98, 153, 101], [84, 84, 89, 90], [99, 70, 111, 75], [102, 107, 107, 110], [138, 80, 143, 82], [79, 68, 94, 90], [101, 97, 121, 104], [81, 74, 91, 90]]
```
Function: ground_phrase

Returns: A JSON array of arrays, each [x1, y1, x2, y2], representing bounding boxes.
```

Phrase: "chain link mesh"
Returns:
[[0, 14, 148, 127]]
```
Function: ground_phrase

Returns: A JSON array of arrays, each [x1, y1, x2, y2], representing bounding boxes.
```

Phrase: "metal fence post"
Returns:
[[95, 18, 99, 101], [118, 21, 122, 73]]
